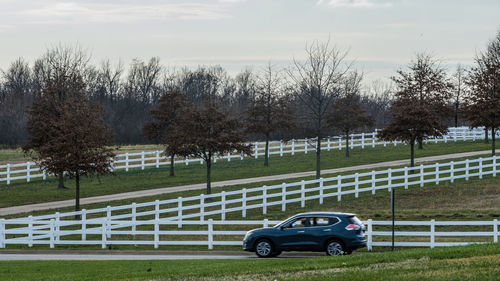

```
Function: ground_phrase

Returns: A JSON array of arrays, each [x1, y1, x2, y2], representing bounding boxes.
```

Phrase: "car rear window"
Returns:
[[347, 216, 362, 225]]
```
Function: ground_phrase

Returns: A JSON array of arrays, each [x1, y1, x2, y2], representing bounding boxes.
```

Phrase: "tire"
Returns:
[[325, 240, 344, 256], [255, 239, 273, 258], [270, 251, 282, 257]]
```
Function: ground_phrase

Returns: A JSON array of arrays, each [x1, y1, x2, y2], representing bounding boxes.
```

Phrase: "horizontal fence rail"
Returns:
[[1, 127, 497, 185], [6, 156, 499, 232], [0, 219, 497, 250]]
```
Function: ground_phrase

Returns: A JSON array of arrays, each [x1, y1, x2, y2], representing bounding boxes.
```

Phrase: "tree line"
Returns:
[[1, 30, 499, 217]]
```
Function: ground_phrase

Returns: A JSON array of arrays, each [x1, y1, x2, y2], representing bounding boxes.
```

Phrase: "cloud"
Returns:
[[317, 0, 392, 8], [21, 2, 234, 24]]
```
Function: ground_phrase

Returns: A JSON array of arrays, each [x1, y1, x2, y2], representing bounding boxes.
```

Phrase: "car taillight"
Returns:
[[345, 224, 361, 231]]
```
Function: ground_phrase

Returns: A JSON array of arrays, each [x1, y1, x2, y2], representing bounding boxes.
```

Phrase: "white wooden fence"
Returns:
[[0, 127, 495, 185], [0, 218, 497, 250], [8, 156, 499, 229]]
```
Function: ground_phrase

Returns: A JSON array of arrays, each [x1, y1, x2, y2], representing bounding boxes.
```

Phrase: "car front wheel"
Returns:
[[326, 241, 344, 256], [255, 239, 273, 258]]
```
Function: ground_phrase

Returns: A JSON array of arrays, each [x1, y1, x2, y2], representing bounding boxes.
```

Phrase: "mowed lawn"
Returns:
[[0, 141, 493, 208], [0, 243, 498, 281]]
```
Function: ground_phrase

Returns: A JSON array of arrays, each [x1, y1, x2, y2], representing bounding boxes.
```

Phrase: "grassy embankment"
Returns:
[[0, 243, 498, 281], [0, 140, 493, 208]]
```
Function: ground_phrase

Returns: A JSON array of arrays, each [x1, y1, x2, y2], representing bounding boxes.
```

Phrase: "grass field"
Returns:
[[0, 243, 498, 281], [0, 141, 493, 208]]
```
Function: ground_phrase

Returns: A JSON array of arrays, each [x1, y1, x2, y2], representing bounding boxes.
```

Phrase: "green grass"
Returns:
[[0, 243, 498, 281], [0, 141, 493, 208]]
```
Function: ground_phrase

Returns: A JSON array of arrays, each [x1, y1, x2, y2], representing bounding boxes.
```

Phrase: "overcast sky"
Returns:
[[0, 0, 499, 82]]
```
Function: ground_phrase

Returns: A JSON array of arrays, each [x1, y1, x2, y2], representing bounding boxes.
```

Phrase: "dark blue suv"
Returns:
[[243, 212, 366, 257]]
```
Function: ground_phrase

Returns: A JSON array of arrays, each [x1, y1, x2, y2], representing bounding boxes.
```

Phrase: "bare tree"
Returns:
[[173, 103, 252, 194], [452, 64, 467, 128], [379, 53, 453, 167], [327, 71, 373, 157], [24, 81, 115, 218], [247, 63, 295, 166], [288, 39, 351, 179], [464, 31, 500, 156]]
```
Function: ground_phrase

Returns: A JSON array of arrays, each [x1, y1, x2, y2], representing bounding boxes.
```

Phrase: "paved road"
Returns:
[[0, 150, 491, 216]]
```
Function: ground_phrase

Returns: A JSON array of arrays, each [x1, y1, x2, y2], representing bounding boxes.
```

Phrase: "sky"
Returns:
[[0, 0, 499, 82]]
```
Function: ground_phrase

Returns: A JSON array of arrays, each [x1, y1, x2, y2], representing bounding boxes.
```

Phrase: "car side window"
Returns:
[[290, 217, 312, 228], [312, 217, 339, 226]]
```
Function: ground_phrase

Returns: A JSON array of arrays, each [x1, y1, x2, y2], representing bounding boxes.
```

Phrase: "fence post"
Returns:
[[208, 219, 213, 250], [254, 142, 258, 159], [300, 180, 305, 207], [304, 138, 308, 154], [367, 219, 373, 251], [371, 170, 376, 195], [430, 219, 435, 249], [221, 191, 226, 220], [435, 163, 439, 185], [420, 164, 424, 187], [494, 219, 498, 243], [28, 215, 33, 247], [281, 183, 287, 211], [355, 173, 359, 198], [264, 219, 269, 228], [387, 168, 392, 192], [450, 161, 454, 183], [50, 219, 55, 249], [82, 209, 87, 241], [262, 185, 267, 215], [327, 138, 331, 151], [0, 219, 4, 248], [494, 156, 497, 177], [125, 153, 129, 172], [101, 220, 106, 249], [214, 153, 217, 163], [338, 137, 342, 150], [200, 194, 205, 222], [156, 151, 160, 168], [6, 164, 10, 185], [242, 188, 247, 218], [404, 167, 408, 189], [319, 178, 324, 204], [227, 152, 231, 162], [132, 203, 136, 235], [110, 157, 114, 172], [154, 200, 160, 221], [185, 156, 189, 166], [479, 157, 483, 179], [43, 169, 46, 180], [55, 212, 60, 241], [465, 159, 469, 181], [27, 162, 31, 183], [178, 197, 183, 228], [291, 139, 295, 155], [280, 140, 283, 157], [372, 132, 376, 148], [337, 175, 342, 201], [154, 219, 159, 249], [361, 133, 365, 149]]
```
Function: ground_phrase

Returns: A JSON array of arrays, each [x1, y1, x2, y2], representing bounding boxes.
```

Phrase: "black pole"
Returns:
[[391, 187, 395, 251]]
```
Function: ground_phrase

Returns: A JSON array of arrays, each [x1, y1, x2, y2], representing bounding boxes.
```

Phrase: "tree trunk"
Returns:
[[492, 127, 496, 157], [75, 172, 81, 220], [170, 155, 175, 176], [206, 155, 212, 194], [316, 137, 321, 179], [345, 130, 350, 158], [485, 127, 489, 144], [57, 172, 66, 189], [264, 132, 270, 167], [417, 137, 423, 150], [410, 139, 415, 168], [454, 102, 459, 127]]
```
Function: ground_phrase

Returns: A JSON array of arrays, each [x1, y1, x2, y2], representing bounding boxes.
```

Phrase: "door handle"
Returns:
[[323, 229, 331, 232], [297, 230, 305, 233]]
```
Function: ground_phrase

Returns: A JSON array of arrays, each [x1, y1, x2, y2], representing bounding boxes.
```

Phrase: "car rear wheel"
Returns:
[[326, 241, 344, 256], [255, 239, 273, 258]]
